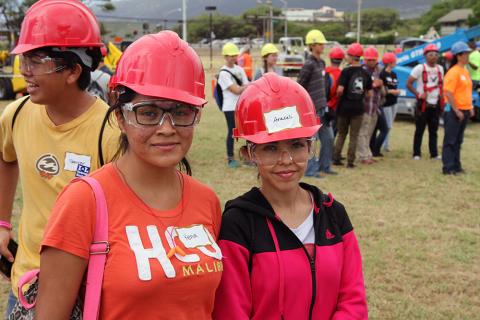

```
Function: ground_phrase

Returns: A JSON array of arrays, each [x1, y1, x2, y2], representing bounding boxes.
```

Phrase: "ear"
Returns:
[[240, 146, 252, 162], [115, 109, 127, 134], [65, 63, 83, 86]]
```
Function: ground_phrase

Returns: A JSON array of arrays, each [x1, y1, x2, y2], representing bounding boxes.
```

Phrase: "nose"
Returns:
[[278, 150, 293, 164], [19, 63, 33, 77], [156, 112, 176, 134]]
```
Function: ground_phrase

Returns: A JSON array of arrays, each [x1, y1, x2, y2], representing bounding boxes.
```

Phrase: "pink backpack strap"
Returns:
[[78, 176, 109, 320], [17, 269, 40, 309]]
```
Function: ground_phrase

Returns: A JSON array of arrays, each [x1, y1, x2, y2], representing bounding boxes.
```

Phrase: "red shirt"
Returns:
[[326, 66, 342, 111]]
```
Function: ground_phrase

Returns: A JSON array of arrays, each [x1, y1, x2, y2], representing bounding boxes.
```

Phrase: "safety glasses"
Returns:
[[121, 100, 200, 128], [19, 53, 66, 76], [248, 138, 316, 166]]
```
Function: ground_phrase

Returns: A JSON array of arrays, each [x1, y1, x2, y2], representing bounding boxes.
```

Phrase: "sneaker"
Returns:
[[228, 159, 239, 168], [323, 169, 338, 175], [361, 159, 374, 165], [442, 170, 456, 175], [333, 160, 344, 166], [346, 163, 355, 168], [431, 155, 441, 160], [372, 152, 384, 158], [413, 156, 421, 160]]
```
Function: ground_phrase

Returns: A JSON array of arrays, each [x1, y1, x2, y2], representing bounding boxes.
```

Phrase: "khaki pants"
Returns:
[[334, 114, 364, 165], [356, 112, 378, 160]]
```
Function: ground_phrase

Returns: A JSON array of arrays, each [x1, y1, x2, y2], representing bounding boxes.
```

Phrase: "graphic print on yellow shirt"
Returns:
[[0, 97, 120, 295]]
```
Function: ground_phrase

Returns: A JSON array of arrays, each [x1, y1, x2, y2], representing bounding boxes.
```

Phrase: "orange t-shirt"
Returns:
[[42, 164, 223, 320], [443, 64, 473, 110]]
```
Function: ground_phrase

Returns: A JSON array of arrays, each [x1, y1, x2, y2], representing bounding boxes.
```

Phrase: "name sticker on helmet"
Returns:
[[264, 106, 302, 134]]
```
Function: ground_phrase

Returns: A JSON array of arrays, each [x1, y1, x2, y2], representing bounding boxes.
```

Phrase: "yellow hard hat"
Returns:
[[261, 43, 279, 57], [222, 42, 240, 56], [305, 29, 327, 45]]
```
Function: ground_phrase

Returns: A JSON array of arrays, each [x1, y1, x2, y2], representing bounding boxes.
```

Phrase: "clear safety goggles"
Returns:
[[247, 137, 316, 166], [19, 53, 66, 76], [121, 100, 201, 128]]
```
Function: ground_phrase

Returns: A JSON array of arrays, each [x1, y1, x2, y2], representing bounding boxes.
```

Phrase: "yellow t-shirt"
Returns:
[[443, 65, 473, 110], [0, 97, 120, 295]]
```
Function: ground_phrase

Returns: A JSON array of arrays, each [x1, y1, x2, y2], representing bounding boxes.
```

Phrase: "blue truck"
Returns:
[[394, 25, 480, 119]]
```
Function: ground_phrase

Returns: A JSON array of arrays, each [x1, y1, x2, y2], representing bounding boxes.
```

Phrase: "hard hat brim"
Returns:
[[235, 125, 321, 144], [119, 82, 207, 107], [11, 42, 103, 55]]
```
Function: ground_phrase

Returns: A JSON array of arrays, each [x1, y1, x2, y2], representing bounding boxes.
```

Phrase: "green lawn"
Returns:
[[0, 59, 479, 319]]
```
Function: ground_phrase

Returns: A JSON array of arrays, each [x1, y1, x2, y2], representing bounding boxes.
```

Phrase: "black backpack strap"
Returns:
[[219, 69, 243, 86], [11, 96, 30, 130]]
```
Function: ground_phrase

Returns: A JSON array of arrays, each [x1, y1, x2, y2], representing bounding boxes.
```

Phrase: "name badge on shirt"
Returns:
[[264, 106, 302, 134], [64, 152, 92, 172], [176, 225, 213, 248]]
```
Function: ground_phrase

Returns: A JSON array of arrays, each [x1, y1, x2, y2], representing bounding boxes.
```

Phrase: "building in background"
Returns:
[[437, 9, 473, 36], [284, 6, 344, 22]]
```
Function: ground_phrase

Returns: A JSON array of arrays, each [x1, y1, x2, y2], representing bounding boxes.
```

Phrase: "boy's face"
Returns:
[[310, 43, 324, 55], [225, 55, 238, 66], [19, 49, 75, 105]]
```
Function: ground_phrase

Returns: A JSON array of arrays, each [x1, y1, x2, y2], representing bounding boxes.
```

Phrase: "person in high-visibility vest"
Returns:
[[237, 45, 253, 81]]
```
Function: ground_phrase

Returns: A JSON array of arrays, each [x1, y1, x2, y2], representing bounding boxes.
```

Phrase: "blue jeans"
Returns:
[[305, 118, 334, 176], [372, 108, 389, 155], [4, 290, 17, 319], [442, 110, 468, 173]]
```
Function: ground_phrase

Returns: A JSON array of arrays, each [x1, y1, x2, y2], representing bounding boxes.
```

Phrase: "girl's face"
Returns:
[[246, 138, 314, 192], [266, 53, 278, 66], [457, 52, 470, 64], [117, 94, 201, 169]]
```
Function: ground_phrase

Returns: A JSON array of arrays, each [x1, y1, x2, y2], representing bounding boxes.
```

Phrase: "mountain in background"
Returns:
[[93, 0, 438, 20]]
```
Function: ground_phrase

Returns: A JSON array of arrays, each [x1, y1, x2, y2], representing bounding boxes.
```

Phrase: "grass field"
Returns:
[[0, 53, 479, 319]]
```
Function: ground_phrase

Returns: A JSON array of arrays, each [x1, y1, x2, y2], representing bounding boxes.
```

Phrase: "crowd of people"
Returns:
[[0, 0, 476, 319], [217, 30, 477, 177]]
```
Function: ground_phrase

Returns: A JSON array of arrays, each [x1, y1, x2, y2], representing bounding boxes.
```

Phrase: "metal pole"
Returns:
[[182, 0, 187, 41], [269, 3, 273, 43], [357, 0, 362, 43], [280, 0, 287, 38], [209, 12, 213, 70]]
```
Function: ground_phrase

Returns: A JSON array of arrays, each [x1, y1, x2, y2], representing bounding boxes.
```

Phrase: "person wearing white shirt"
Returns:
[[218, 42, 249, 168]]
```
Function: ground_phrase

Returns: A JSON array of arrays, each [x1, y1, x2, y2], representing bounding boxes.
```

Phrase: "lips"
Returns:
[[274, 170, 297, 179], [25, 81, 39, 94], [151, 142, 179, 152]]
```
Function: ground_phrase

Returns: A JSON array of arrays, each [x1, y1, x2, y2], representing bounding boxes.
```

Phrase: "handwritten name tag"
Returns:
[[264, 106, 302, 134], [64, 152, 91, 172], [176, 225, 212, 248]]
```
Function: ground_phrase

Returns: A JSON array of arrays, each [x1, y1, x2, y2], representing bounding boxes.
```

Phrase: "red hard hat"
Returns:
[[382, 52, 396, 65], [347, 43, 363, 57], [443, 51, 453, 61], [329, 47, 345, 60], [394, 47, 403, 54], [110, 31, 206, 106], [11, 0, 102, 54], [233, 73, 321, 144], [364, 47, 379, 60], [423, 43, 439, 54]]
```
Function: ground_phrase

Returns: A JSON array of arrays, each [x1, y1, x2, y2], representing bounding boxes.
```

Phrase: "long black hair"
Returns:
[[97, 86, 193, 175]]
